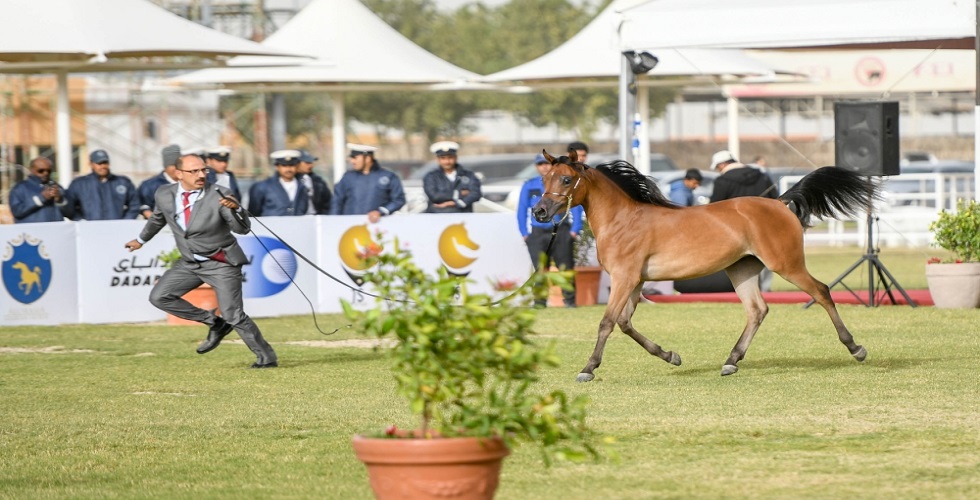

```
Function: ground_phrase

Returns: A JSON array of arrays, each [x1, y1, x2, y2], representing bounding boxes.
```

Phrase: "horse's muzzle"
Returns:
[[532, 199, 558, 223]]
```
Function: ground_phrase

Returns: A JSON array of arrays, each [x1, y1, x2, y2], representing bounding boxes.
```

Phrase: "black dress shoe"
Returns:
[[249, 361, 278, 369], [196, 318, 234, 354]]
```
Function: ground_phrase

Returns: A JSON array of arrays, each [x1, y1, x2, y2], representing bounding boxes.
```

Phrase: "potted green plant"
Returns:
[[927, 199, 980, 308], [573, 218, 603, 306], [342, 236, 601, 500], [158, 248, 220, 324]]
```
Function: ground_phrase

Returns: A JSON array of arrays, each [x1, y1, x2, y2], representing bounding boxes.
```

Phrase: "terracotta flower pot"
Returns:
[[925, 262, 980, 308], [166, 284, 220, 325], [352, 436, 509, 500], [574, 266, 603, 306]]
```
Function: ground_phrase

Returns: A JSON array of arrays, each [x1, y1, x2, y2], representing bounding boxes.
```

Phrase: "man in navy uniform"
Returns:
[[9, 157, 73, 223], [66, 149, 140, 220], [330, 143, 405, 223], [422, 141, 482, 213], [138, 144, 181, 219], [296, 149, 332, 215], [247, 149, 309, 217], [205, 146, 241, 200]]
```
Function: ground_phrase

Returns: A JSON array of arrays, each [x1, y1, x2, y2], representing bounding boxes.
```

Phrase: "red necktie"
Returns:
[[181, 191, 193, 227]]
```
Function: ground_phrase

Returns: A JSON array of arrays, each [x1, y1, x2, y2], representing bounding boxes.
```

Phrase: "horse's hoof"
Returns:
[[721, 364, 738, 376], [668, 351, 682, 366], [576, 372, 595, 383], [852, 345, 867, 362]]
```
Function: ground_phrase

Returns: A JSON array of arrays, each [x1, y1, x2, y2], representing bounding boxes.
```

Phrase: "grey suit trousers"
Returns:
[[150, 259, 276, 364]]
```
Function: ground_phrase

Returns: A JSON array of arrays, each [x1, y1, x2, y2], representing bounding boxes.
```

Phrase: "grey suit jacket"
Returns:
[[140, 183, 250, 266]]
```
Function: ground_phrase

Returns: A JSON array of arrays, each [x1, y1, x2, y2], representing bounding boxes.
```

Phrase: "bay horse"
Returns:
[[532, 151, 877, 380]]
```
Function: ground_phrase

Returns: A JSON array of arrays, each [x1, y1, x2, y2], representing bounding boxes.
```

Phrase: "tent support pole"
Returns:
[[331, 92, 345, 185], [270, 93, 286, 152], [618, 54, 632, 162], [637, 84, 650, 174], [726, 93, 740, 160], [56, 71, 72, 184], [974, 0, 979, 200]]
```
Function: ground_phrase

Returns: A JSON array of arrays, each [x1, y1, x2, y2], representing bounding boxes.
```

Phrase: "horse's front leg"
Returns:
[[618, 283, 681, 367], [577, 275, 639, 383]]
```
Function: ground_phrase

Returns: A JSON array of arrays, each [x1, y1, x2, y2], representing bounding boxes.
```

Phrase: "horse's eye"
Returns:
[[561, 176, 572, 186]]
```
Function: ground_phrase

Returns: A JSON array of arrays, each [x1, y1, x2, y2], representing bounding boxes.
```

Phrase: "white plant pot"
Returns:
[[925, 262, 980, 308]]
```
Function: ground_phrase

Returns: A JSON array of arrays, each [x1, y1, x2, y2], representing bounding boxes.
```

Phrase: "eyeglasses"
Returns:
[[179, 168, 210, 176]]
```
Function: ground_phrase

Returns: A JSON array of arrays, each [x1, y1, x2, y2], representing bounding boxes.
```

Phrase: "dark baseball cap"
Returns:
[[90, 149, 110, 164]]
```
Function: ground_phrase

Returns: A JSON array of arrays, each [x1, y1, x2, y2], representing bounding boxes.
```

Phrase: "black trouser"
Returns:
[[526, 225, 575, 305]]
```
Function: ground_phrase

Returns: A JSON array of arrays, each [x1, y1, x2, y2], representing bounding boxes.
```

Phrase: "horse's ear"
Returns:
[[543, 150, 557, 164], [567, 149, 578, 163]]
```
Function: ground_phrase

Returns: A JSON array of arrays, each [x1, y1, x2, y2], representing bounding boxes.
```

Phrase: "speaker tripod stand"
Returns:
[[804, 210, 916, 309]]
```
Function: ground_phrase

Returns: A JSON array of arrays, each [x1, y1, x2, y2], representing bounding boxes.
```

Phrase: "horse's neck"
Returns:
[[581, 170, 635, 240]]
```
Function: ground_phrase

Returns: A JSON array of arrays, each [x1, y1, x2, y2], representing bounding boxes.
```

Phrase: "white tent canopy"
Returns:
[[170, 0, 482, 182], [482, 0, 790, 84], [481, 0, 799, 171], [0, 0, 302, 184], [618, 0, 978, 198], [619, 0, 974, 51]]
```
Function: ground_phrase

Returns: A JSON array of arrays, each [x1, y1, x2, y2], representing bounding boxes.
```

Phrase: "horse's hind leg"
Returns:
[[721, 258, 770, 376], [780, 268, 867, 362], [617, 284, 682, 367]]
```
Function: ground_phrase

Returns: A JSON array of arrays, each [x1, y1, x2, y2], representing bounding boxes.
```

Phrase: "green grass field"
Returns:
[[1, 247, 977, 499]]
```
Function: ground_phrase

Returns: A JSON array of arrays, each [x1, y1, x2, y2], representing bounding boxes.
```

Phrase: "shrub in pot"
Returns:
[[342, 237, 601, 499], [927, 199, 980, 308]]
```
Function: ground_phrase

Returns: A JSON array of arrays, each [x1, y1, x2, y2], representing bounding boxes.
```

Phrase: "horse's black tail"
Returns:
[[778, 167, 880, 227]]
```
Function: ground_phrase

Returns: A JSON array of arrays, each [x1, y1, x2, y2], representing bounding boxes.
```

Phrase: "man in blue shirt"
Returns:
[[66, 149, 140, 220], [516, 153, 584, 307], [9, 157, 73, 223], [138, 144, 181, 219], [247, 150, 310, 217], [330, 143, 406, 222], [668, 169, 703, 206]]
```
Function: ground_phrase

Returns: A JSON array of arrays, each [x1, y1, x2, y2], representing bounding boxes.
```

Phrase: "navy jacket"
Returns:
[[138, 172, 176, 215], [330, 164, 405, 216], [247, 174, 310, 217], [206, 170, 242, 200], [710, 165, 777, 202], [66, 173, 140, 220], [9, 176, 73, 223], [516, 176, 584, 237], [299, 172, 332, 215], [422, 165, 482, 213]]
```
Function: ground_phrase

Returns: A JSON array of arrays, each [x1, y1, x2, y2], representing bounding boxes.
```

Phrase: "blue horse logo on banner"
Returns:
[[2, 234, 53, 304]]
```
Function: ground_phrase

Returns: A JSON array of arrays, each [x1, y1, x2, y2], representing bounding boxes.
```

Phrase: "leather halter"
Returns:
[[543, 172, 581, 227]]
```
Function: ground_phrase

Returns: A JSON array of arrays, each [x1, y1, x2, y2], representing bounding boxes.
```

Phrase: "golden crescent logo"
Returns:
[[438, 223, 480, 272], [338, 224, 378, 271]]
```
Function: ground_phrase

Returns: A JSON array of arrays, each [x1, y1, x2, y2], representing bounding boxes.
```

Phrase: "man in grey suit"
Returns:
[[124, 154, 278, 368]]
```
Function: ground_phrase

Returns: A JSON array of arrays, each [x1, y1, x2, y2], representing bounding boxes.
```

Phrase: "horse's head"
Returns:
[[532, 149, 588, 223]]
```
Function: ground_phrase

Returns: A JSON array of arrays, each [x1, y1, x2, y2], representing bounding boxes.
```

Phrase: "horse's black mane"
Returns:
[[591, 159, 677, 208]]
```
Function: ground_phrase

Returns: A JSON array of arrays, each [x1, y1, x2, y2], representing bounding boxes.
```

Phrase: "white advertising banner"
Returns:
[[2, 214, 535, 325], [729, 49, 974, 98], [237, 215, 320, 318], [1, 222, 79, 325], [77, 220, 170, 324], [317, 213, 533, 313]]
